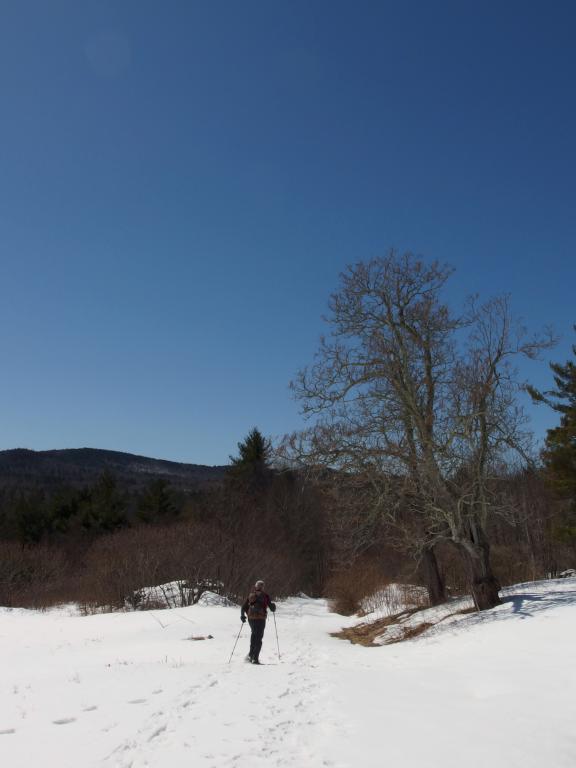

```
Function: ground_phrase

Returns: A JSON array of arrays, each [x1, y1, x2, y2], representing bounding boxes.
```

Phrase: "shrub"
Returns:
[[0, 541, 68, 608], [324, 558, 394, 615]]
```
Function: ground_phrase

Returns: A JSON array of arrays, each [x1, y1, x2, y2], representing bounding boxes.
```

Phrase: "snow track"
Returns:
[[104, 601, 345, 767]]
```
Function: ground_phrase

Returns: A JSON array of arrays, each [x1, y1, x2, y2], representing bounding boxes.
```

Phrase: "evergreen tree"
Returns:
[[229, 427, 272, 481], [14, 491, 49, 544], [49, 489, 81, 534], [137, 479, 178, 522], [80, 471, 128, 532], [529, 326, 576, 511]]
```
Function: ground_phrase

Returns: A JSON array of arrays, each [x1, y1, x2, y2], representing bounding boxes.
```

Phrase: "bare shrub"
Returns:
[[361, 583, 429, 616], [1, 494, 326, 613], [208, 498, 311, 603], [78, 527, 169, 610], [78, 521, 226, 611], [135, 523, 228, 608], [324, 558, 394, 615], [75, 517, 297, 612], [490, 543, 541, 587], [217, 533, 302, 603], [324, 553, 432, 616], [0, 541, 68, 609]]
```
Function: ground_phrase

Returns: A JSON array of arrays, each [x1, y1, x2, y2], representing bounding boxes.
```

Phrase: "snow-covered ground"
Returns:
[[1, 579, 575, 768]]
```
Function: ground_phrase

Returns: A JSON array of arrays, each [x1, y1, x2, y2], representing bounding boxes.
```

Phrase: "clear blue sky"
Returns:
[[1, 1, 574, 465]]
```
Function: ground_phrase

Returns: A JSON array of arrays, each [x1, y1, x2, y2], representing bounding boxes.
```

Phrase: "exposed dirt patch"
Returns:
[[332, 605, 476, 646]]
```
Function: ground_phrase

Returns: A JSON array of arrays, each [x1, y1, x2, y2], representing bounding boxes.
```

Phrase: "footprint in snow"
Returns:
[[83, 705, 98, 712], [147, 724, 167, 742], [0, 729, 16, 735], [128, 699, 147, 704], [53, 717, 76, 725]]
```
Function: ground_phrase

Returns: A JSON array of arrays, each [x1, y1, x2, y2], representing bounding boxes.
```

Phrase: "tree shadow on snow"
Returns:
[[500, 587, 576, 620], [425, 581, 576, 642], [333, 580, 576, 647]]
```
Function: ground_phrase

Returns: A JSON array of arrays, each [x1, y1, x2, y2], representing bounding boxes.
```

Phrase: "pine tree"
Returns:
[[138, 479, 178, 522], [228, 428, 272, 484], [14, 491, 49, 544], [529, 326, 576, 510], [80, 471, 128, 532]]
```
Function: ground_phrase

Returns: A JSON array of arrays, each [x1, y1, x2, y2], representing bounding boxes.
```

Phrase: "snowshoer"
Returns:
[[240, 579, 276, 664]]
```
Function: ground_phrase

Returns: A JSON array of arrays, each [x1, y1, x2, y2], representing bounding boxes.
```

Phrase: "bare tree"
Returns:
[[287, 251, 553, 610]]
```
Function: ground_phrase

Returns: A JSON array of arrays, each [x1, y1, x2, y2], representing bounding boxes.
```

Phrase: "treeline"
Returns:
[[0, 472, 191, 543], [0, 434, 573, 614], [0, 431, 329, 610]]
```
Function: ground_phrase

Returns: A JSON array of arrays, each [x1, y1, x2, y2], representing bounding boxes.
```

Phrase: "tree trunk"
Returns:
[[461, 540, 501, 611], [420, 546, 446, 606]]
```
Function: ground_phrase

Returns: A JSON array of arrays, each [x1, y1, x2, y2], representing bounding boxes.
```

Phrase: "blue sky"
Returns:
[[0, 1, 574, 465]]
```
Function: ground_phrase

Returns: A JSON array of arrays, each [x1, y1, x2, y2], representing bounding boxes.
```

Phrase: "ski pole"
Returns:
[[273, 611, 281, 662], [228, 622, 244, 664]]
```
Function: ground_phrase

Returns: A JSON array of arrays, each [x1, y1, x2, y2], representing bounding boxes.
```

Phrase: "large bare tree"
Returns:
[[288, 251, 553, 610]]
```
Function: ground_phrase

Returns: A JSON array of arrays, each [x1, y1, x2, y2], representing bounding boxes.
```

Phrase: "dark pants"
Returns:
[[248, 619, 266, 661]]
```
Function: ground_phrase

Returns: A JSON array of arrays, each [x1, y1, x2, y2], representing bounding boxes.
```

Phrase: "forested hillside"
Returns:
[[0, 448, 227, 490]]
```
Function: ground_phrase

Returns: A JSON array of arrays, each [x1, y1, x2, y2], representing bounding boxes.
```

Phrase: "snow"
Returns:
[[1, 579, 575, 768], [132, 584, 231, 610]]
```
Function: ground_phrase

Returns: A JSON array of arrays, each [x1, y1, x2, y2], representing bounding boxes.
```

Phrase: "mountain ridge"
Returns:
[[0, 447, 228, 490]]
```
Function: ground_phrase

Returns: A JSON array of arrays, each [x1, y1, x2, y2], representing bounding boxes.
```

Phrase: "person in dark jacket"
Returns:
[[240, 579, 276, 664]]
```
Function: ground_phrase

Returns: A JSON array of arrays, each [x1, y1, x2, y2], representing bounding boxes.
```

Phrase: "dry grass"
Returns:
[[332, 605, 476, 646]]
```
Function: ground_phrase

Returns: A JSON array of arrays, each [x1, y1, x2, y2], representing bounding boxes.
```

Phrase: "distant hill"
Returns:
[[0, 448, 228, 491]]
